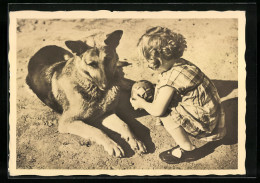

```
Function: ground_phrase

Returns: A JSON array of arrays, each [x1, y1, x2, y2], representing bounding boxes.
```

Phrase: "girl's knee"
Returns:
[[161, 117, 180, 131], [164, 124, 180, 132]]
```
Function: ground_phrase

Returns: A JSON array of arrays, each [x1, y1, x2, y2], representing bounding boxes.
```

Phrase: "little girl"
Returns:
[[130, 26, 226, 164]]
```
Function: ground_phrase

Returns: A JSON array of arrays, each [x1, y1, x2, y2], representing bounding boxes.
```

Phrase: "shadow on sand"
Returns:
[[194, 80, 238, 160], [115, 89, 155, 157], [114, 78, 238, 158], [213, 79, 238, 146]]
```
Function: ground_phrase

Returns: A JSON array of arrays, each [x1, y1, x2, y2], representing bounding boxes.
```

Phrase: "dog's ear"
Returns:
[[65, 40, 91, 56], [104, 30, 123, 49]]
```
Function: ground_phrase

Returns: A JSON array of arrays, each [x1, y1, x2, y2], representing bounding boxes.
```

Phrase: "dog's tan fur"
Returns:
[[26, 30, 146, 157]]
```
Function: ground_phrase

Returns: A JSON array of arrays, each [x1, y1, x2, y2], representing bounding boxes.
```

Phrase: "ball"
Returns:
[[131, 80, 155, 102]]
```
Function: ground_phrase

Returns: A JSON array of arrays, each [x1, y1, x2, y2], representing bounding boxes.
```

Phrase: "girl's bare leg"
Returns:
[[160, 115, 195, 152]]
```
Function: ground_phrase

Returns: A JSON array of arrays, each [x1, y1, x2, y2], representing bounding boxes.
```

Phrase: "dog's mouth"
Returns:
[[96, 81, 111, 91], [81, 70, 106, 90], [98, 85, 106, 91]]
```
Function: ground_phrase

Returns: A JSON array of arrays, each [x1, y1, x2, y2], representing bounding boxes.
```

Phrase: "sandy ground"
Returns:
[[15, 18, 238, 171]]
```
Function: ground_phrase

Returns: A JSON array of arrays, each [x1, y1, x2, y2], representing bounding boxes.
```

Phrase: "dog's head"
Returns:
[[65, 30, 123, 91]]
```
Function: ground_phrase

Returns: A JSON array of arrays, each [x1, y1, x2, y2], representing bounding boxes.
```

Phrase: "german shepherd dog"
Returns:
[[26, 30, 146, 157]]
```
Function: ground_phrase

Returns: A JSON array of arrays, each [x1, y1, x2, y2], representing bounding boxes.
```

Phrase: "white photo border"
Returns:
[[8, 10, 246, 176]]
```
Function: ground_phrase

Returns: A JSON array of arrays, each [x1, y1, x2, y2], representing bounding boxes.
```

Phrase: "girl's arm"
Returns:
[[130, 86, 176, 117]]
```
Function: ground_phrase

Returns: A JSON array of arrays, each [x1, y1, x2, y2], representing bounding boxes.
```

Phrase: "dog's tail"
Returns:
[[220, 88, 238, 103], [26, 45, 73, 113]]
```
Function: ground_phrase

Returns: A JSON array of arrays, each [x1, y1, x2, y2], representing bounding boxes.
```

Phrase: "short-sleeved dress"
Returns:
[[155, 59, 226, 141]]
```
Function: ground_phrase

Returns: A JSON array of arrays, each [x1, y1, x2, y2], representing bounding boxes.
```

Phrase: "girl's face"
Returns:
[[146, 56, 174, 73], [147, 57, 161, 70], [144, 49, 175, 73]]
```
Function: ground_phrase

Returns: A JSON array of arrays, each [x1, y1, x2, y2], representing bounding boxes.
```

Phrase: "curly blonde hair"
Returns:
[[137, 26, 187, 60]]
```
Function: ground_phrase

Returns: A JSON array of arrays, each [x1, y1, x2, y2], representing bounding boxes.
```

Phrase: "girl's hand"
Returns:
[[132, 85, 176, 117], [130, 96, 145, 110]]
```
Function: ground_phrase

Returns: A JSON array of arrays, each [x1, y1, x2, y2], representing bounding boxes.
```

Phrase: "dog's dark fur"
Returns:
[[26, 30, 146, 157]]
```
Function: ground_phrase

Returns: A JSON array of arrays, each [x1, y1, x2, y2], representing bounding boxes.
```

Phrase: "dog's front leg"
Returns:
[[58, 113, 125, 157], [102, 113, 147, 154]]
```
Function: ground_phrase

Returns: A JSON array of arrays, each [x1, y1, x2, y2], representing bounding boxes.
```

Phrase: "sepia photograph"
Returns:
[[9, 11, 246, 176]]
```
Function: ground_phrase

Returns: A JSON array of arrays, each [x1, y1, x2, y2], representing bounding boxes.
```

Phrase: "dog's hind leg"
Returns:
[[102, 113, 147, 154], [58, 113, 125, 157]]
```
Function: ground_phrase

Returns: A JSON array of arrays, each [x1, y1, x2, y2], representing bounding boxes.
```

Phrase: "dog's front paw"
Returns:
[[127, 138, 147, 154], [103, 139, 125, 158]]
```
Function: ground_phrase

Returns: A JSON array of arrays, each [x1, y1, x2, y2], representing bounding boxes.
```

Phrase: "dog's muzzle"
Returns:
[[99, 84, 107, 91]]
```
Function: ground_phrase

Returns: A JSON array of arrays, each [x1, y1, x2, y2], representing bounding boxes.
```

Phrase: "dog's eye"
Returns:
[[88, 61, 98, 68]]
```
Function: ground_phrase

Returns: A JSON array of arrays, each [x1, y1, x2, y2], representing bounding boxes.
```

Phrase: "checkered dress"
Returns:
[[155, 59, 226, 141]]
